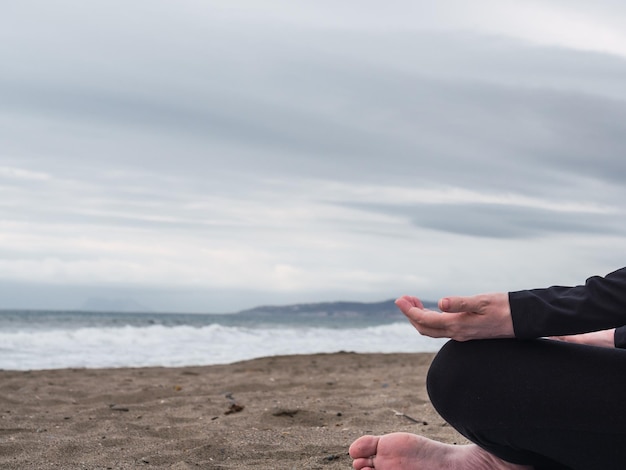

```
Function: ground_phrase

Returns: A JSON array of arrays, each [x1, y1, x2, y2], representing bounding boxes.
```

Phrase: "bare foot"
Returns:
[[349, 433, 533, 470]]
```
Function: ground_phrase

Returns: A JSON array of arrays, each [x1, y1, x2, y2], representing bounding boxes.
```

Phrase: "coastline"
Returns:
[[1, 352, 466, 469]]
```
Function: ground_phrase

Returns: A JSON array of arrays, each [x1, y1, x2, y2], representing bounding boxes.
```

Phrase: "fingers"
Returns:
[[395, 293, 513, 341], [396, 295, 489, 340], [395, 297, 446, 328], [549, 336, 567, 342], [395, 296, 455, 337], [394, 295, 423, 311], [405, 308, 451, 330]]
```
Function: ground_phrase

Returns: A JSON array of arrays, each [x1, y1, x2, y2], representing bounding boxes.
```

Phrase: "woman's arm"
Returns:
[[395, 268, 626, 343], [556, 325, 626, 348], [510, 267, 626, 339], [550, 328, 616, 348]]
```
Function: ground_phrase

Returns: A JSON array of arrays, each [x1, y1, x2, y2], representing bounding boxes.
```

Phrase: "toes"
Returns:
[[349, 435, 380, 459], [352, 457, 374, 470]]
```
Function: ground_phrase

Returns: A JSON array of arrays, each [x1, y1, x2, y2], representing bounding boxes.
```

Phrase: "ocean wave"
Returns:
[[0, 323, 446, 371]]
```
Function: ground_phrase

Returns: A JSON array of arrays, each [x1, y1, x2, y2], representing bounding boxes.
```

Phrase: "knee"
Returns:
[[426, 339, 509, 431], [426, 340, 475, 420]]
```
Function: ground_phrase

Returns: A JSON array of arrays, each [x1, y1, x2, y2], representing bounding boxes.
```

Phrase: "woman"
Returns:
[[350, 267, 626, 469]]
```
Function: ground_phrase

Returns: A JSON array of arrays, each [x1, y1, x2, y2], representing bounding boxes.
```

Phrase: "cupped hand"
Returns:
[[395, 293, 515, 341], [550, 328, 616, 348]]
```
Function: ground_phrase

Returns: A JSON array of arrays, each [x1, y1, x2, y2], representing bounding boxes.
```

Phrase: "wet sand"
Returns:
[[0, 352, 466, 469]]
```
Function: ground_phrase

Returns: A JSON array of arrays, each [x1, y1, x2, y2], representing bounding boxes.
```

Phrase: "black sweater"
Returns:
[[509, 267, 626, 348]]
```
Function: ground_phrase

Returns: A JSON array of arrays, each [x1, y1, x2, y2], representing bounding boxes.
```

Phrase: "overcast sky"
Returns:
[[1, 0, 626, 313]]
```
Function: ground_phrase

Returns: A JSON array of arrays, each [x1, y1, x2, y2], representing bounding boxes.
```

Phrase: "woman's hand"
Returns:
[[550, 329, 616, 348], [395, 293, 515, 341]]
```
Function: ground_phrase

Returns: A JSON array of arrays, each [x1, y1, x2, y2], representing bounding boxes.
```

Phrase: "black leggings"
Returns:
[[427, 339, 626, 470]]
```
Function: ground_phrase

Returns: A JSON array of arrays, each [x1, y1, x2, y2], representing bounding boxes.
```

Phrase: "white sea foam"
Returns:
[[0, 323, 445, 370]]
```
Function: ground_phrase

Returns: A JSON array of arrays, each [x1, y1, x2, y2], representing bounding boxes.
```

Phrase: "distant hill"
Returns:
[[236, 299, 439, 318]]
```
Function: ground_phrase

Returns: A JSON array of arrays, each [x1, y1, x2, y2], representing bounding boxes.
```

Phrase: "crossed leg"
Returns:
[[350, 339, 626, 470], [349, 432, 531, 470]]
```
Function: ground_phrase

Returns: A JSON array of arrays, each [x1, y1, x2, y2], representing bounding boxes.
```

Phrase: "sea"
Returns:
[[0, 308, 446, 371]]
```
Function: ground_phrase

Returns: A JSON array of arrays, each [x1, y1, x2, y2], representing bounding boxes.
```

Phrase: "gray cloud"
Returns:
[[5, 31, 626, 194], [2, 1, 626, 310], [341, 201, 621, 239]]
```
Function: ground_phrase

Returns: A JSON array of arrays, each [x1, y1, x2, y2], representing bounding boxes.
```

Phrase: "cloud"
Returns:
[[0, 166, 51, 181], [1, 1, 626, 311], [343, 201, 620, 239]]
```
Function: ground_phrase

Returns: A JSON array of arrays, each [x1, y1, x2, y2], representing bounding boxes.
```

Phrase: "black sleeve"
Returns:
[[614, 325, 626, 348], [509, 267, 626, 339]]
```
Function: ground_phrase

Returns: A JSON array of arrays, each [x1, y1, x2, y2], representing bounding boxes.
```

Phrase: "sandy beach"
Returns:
[[0, 352, 466, 469]]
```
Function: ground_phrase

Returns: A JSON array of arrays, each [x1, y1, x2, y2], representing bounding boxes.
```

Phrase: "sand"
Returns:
[[0, 352, 467, 469]]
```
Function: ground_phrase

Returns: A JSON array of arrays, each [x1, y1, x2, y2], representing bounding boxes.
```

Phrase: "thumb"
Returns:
[[438, 295, 483, 313]]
